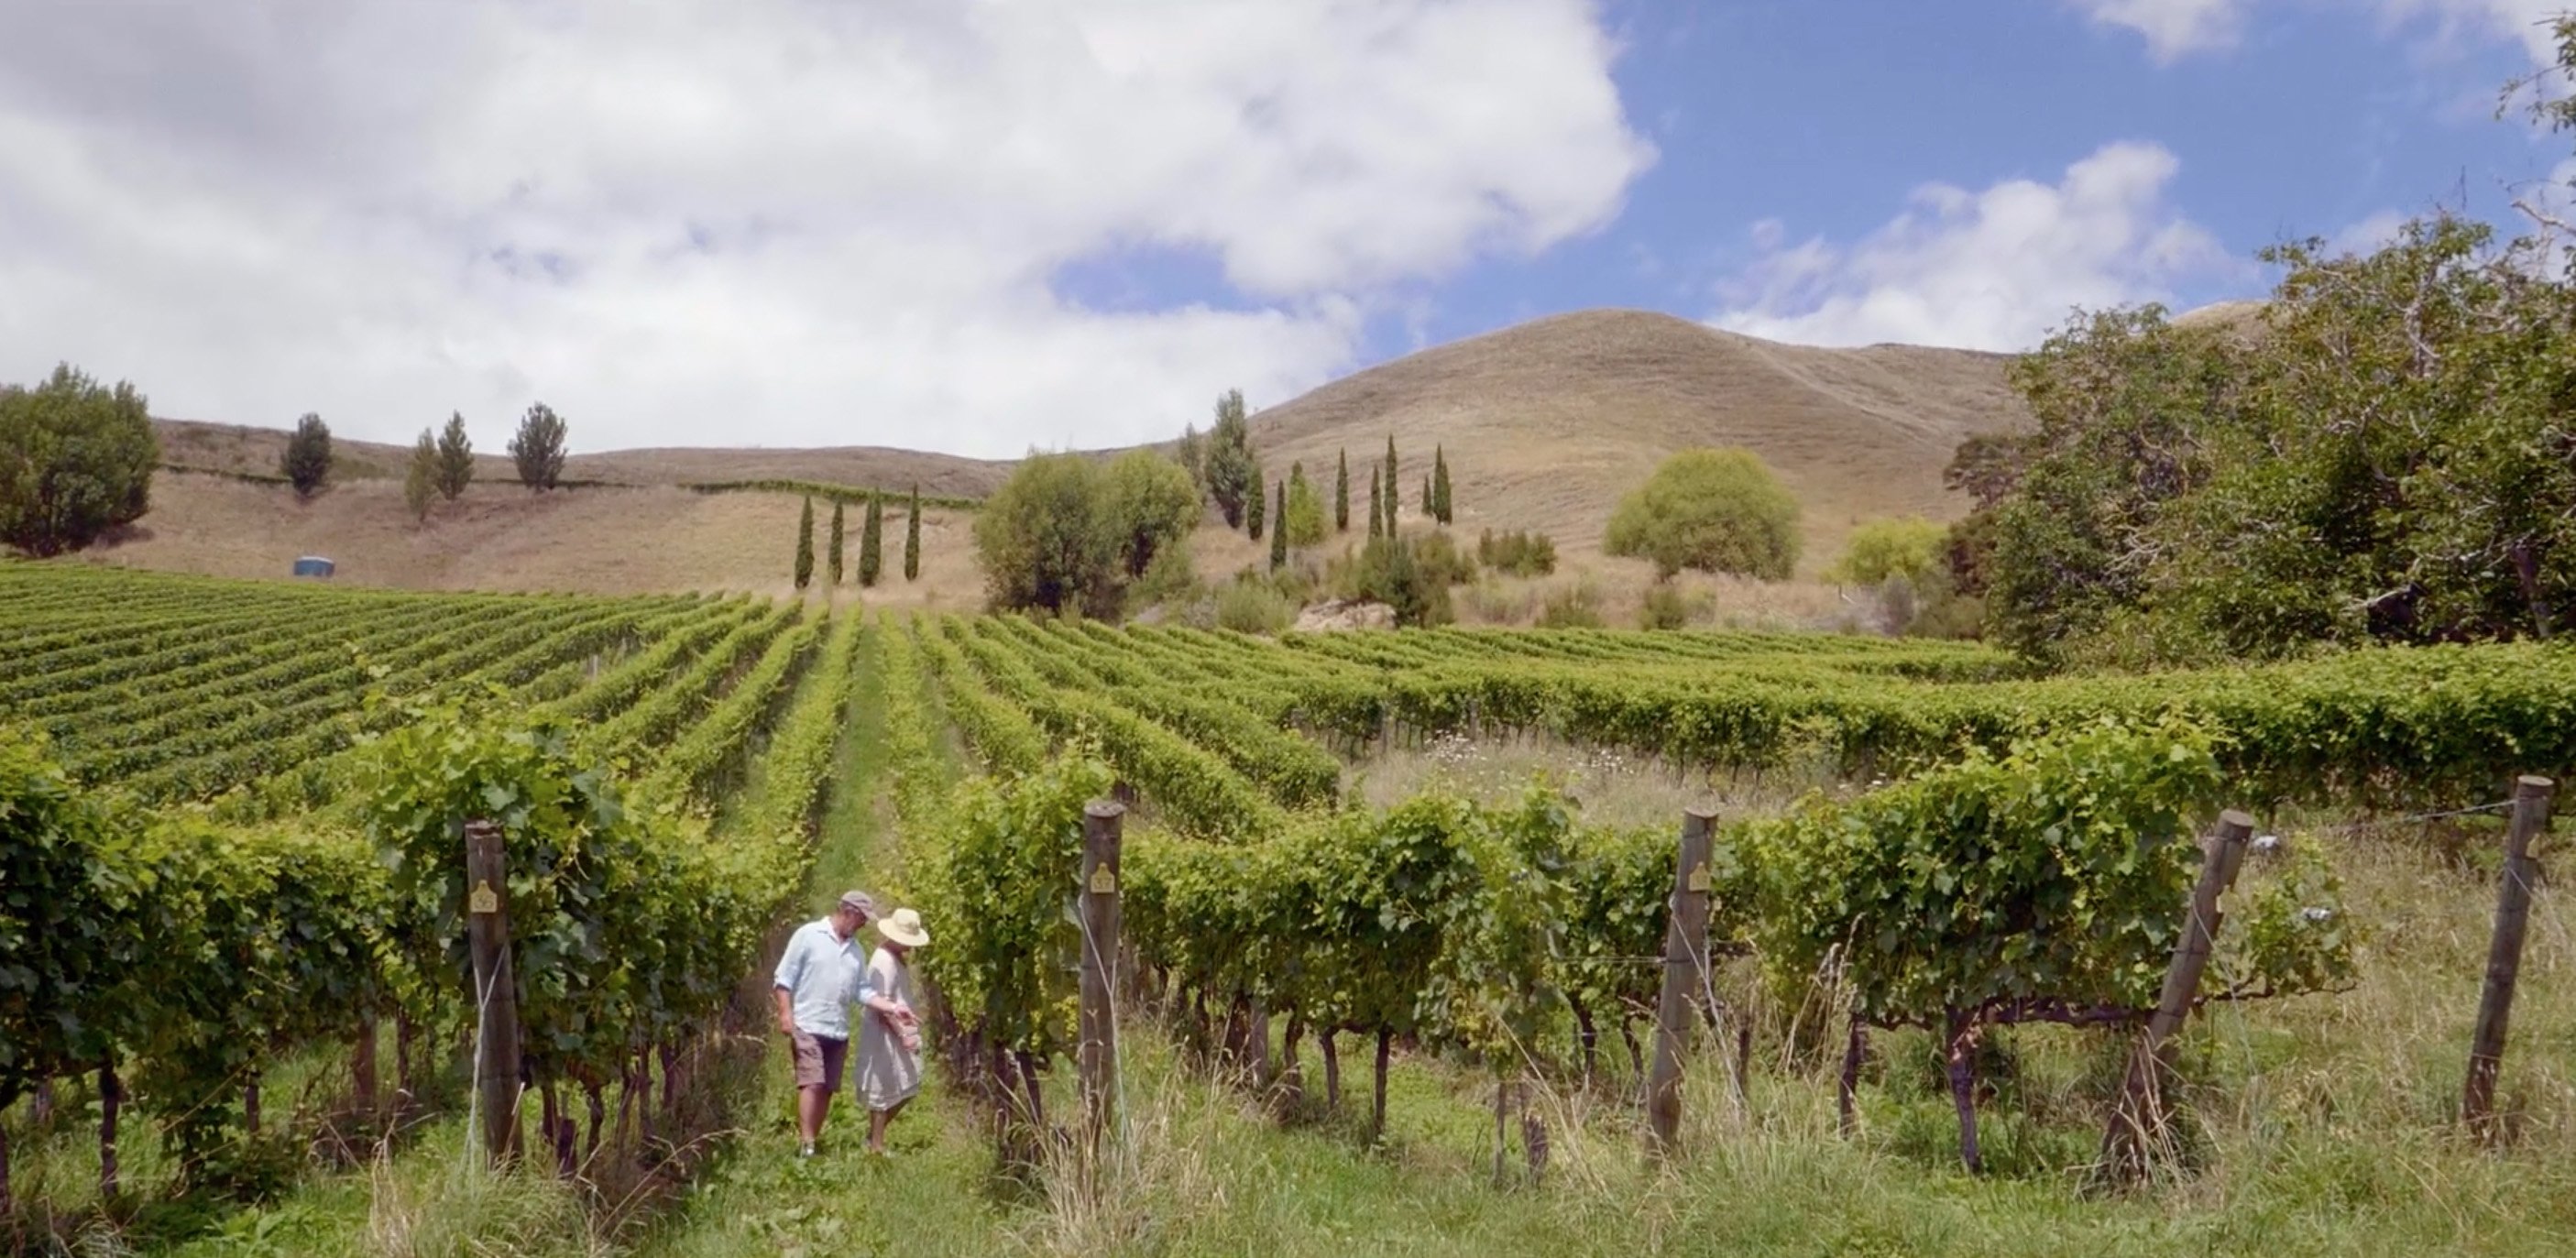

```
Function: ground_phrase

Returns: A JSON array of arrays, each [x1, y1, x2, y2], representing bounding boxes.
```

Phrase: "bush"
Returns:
[[1476, 528, 1556, 577], [1410, 530, 1477, 586], [280, 412, 332, 498], [1535, 578, 1605, 629], [1604, 447, 1801, 580], [0, 364, 159, 555], [1215, 578, 1298, 634], [1830, 517, 1946, 586], [1639, 582, 1699, 629], [1128, 541, 1200, 614], [1328, 536, 1453, 628]]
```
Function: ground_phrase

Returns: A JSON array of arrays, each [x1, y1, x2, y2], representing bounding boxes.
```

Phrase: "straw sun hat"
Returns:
[[878, 908, 931, 948]]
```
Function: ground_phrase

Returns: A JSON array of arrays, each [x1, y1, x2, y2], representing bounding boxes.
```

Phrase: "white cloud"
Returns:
[[1709, 141, 2235, 351], [2328, 207, 2415, 253], [2380, 0, 2566, 62], [2076, 0, 2570, 65], [0, 0, 1651, 457], [2067, 0, 2251, 62]]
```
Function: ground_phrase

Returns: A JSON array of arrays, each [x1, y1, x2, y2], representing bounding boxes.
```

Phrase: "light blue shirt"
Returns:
[[773, 916, 876, 1039]]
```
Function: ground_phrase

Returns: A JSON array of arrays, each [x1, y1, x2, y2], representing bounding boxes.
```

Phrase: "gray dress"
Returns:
[[854, 946, 923, 1110]]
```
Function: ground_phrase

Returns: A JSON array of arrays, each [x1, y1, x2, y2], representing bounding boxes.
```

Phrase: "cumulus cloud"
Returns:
[[0, 0, 1651, 456], [2067, 0, 2251, 61], [1709, 142, 2234, 352]]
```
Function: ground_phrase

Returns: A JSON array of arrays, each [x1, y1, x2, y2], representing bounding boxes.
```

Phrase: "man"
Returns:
[[773, 890, 881, 1157]]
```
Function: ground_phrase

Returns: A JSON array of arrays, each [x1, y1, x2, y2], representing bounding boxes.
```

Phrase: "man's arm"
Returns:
[[771, 932, 806, 1034]]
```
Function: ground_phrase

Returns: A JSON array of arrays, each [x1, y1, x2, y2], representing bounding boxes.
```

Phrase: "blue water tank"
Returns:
[[292, 555, 335, 579]]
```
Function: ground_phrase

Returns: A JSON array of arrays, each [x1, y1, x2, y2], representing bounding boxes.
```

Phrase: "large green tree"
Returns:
[[1604, 447, 1802, 581], [1105, 449, 1199, 579], [0, 365, 159, 556], [972, 452, 1121, 617], [509, 402, 568, 490], [1983, 213, 2576, 662], [280, 412, 332, 498]]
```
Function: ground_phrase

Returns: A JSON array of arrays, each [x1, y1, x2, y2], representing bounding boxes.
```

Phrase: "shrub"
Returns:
[[1830, 517, 1946, 586], [1476, 528, 1556, 577], [0, 364, 159, 555], [1639, 582, 1699, 629], [1329, 536, 1453, 628], [1604, 447, 1801, 580], [1535, 578, 1605, 629], [1215, 576, 1298, 634]]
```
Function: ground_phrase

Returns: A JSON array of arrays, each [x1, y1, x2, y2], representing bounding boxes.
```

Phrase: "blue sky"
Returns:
[[3, 0, 2571, 454], [1065, 0, 2570, 366]]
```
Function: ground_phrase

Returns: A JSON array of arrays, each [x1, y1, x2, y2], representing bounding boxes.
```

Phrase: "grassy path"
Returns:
[[634, 617, 1006, 1258]]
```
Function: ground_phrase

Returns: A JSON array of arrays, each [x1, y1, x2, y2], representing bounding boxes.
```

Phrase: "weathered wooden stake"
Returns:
[[464, 818, 524, 1164], [98, 1057, 120, 1199], [2100, 808, 2253, 1180], [353, 1010, 379, 1122], [2464, 775, 2554, 1143], [1647, 807, 1718, 1155], [1079, 799, 1124, 1162]]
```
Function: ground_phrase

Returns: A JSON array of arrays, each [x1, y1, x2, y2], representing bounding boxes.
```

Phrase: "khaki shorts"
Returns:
[[790, 1031, 848, 1091]]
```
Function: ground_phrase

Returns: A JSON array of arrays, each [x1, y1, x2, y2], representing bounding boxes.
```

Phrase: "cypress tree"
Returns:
[[859, 491, 885, 586], [404, 429, 437, 522], [1383, 436, 1398, 528], [1335, 449, 1350, 532], [1246, 470, 1266, 541], [1269, 479, 1288, 570], [828, 499, 846, 585], [1420, 475, 1431, 519], [1368, 466, 1384, 539], [793, 497, 816, 590], [1432, 445, 1452, 524], [903, 484, 922, 581]]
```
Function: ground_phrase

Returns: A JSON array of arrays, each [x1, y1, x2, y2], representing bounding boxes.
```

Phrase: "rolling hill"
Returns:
[[82, 309, 2030, 603]]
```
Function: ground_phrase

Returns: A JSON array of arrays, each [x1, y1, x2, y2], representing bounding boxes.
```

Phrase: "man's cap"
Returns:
[[838, 890, 877, 916]]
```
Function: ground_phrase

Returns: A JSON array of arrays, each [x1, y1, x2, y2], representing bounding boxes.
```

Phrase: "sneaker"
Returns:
[[797, 1143, 817, 1159]]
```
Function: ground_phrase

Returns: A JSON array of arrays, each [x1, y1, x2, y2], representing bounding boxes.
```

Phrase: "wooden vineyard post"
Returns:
[[2100, 808, 2253, 1181], [1646, 807, 1717, 1156], [1080, 799, 1125, 1168], [2464, 775, 2554, 1143], [464, 818, 523, 1165]]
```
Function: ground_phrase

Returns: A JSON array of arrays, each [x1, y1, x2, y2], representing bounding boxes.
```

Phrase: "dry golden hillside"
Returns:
[[1237, 309, 2027, 568], [93, 308, 2031, 601]]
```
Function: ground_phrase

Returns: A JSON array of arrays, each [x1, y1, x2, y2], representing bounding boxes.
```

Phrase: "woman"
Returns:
[[856, 906, 929, 1155]]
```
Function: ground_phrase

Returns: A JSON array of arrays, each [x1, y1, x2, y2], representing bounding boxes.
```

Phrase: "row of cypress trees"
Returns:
[[794, 487, 923, 591]]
